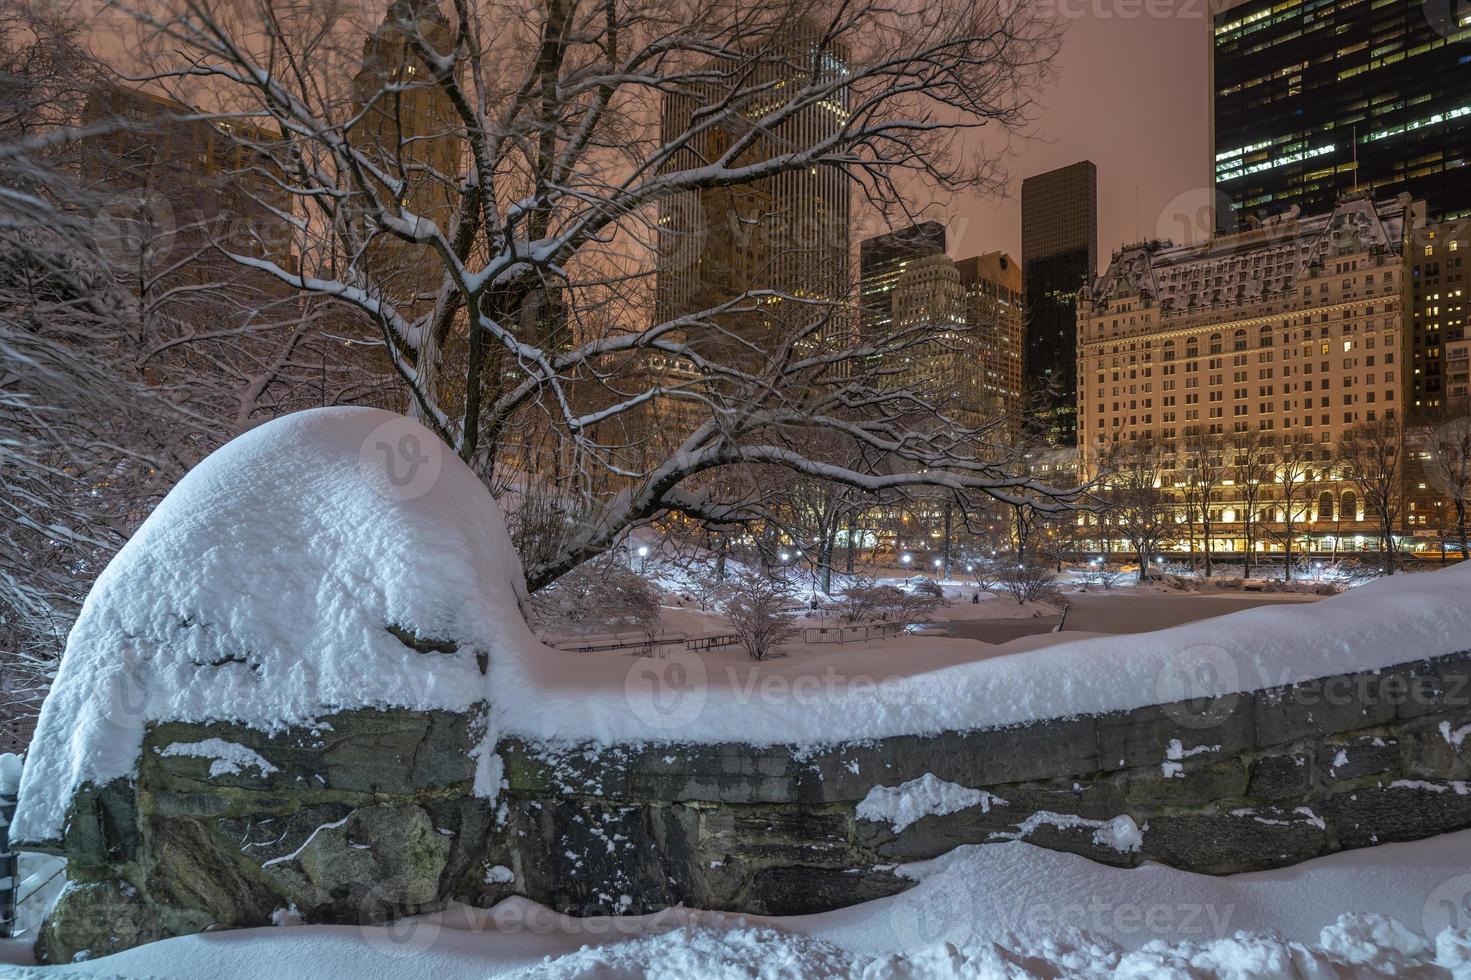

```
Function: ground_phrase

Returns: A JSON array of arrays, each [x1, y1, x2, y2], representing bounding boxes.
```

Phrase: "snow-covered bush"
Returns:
[[721, 573, 796, 661], [909, 577, 946, 600], [834, 577, 944, 627], [998, 559, 1059, 605], [1078, 566, 1126, 591], [532, 560, 660, 632]]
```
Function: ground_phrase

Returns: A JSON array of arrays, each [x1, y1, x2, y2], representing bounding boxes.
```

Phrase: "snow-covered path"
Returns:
[[5, 830, 1469, 978]]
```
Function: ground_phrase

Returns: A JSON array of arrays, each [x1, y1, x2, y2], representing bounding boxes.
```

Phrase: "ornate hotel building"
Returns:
[[1077, 193, 1425, 556]]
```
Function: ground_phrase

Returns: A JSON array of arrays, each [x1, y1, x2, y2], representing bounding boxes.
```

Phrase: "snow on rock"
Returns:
[[990, 811, 1144, 853], [0, 753, 22, 796], [1442, 720, 1471, 749], [855, 774, 1005, 833], [13, 408, 540, 845], [157, 739, 279, 779]]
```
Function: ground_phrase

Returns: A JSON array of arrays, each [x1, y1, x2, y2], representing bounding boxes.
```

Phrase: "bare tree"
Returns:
[[722, 571, 796, 661], [1339, 417, 1403, 574], [1230, 428, 1271, 579], [1181, 428, 1225, 578], [0, 6, 380, 726], [1269, 432, 1316, 582], [115, 0, 1070, 593], [1425, 413, 1471, 561], [1104, 437, 1175, 583]]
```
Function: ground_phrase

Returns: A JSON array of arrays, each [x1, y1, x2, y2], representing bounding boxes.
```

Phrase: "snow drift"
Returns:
[[12, 407, 538, 845]]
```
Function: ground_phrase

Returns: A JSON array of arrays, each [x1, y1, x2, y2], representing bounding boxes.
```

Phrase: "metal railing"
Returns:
[[801, 621, 905, 644], [547, 631, 741, 655], [0, 787, 13, 938]]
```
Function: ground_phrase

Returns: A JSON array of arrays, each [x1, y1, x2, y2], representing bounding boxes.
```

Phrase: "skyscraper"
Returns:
[[955, 251, 1025, 426], [652, 32, 851, 359], [1021, 160, 1097, 446], [858, 221, 948, 341], [1212, 0, 1471, 228]]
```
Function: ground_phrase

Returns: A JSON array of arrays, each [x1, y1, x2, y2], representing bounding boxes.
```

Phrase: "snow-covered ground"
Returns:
[[4, 830, 1470, 978]]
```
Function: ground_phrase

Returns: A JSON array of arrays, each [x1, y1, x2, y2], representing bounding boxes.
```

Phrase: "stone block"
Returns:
[[1145, 807, 1328, 873], [1320, 781, 1471, 849], [1254, 674, 1399, 747], [1246, 748, 1314, 800]]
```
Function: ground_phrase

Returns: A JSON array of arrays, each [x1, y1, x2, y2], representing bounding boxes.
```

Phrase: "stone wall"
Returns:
[[33, 650, 1471, 962]]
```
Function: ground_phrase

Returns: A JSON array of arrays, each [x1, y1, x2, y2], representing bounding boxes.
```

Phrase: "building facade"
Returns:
[[1212, 0, 1471, 229], [1022, 160, 1098, 446], [351, 0, 462, 314], [652, 33, 851, 359], [1077, 194, 1425, 558], [956, 251, 1026, 425], [1408, 219, 1471, 415], [858, 221, 948, 342]]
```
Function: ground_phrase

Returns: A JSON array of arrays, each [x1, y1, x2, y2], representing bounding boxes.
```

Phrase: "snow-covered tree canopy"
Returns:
[[111, 0, 1074, 589]]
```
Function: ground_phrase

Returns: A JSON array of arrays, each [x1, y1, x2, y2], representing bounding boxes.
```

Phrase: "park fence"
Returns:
[[801, 621, 905, 644]]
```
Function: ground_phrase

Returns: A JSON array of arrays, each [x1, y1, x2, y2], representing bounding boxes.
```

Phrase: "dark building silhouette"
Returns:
[[1213, 0, 1471, 228], [1021, 160, 1097, 446]]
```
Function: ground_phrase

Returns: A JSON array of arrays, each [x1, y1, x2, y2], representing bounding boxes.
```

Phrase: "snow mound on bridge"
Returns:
[[13, 408, 536, 844]]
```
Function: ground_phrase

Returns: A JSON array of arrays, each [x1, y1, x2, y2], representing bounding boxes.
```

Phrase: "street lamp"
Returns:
[[779, 551, 791, 562], [635, 544, 649, 573], [900, 553, 912, 566]]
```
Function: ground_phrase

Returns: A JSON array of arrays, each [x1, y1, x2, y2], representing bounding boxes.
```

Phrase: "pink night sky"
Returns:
[[943, 4, 1213, 266]]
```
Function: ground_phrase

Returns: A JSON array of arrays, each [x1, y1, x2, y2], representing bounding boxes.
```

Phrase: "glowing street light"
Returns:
[[779, 551, 791, 562], [900, 553, 913, 565]]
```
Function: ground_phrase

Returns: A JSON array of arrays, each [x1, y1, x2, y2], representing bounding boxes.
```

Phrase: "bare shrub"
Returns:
[[532, 560, 660, 632], [999, 560, 1059, 605], [722, 573, 797, 661], [835, 576, 944, 627], [1079, 566, 1127, 591]]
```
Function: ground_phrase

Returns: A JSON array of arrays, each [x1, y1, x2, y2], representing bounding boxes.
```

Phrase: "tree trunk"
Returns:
[[846, 510, 858, 575], [819, 533, 834, 595], [942, 502, 953, 580], [1202, 513, 1213, 578], [1283, 527, 1293, 582]]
